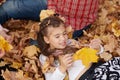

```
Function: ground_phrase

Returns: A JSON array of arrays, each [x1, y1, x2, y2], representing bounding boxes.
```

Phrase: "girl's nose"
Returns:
[[60, 35, 66, 41]]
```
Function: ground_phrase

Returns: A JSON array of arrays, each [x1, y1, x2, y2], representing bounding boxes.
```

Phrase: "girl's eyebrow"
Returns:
[[54, 30, 66, 36], [54, 33, 60, 37]]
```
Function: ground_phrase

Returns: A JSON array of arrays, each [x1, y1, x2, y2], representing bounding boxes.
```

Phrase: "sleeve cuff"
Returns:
[[55, 67, 66, 79]]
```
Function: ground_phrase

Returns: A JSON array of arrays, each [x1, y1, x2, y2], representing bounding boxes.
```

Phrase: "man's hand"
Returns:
[[0, 0, 6, 5], [0, 24, 12, 42], [0, 49, 5, 58]]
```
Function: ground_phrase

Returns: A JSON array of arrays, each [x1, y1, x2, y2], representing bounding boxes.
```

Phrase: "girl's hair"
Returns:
[[37, 16, 65, 56]]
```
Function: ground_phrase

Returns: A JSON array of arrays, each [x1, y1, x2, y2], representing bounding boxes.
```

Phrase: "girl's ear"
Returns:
[[44, 36, 49, 44]]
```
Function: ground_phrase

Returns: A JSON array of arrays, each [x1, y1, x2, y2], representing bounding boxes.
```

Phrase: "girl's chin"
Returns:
[[61, 44, 67, 48], [55, 44, 67, 49], [59, 46, 66, 49]]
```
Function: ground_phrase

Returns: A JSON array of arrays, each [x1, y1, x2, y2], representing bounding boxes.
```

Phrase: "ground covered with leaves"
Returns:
[[0, 0, 120, 80]]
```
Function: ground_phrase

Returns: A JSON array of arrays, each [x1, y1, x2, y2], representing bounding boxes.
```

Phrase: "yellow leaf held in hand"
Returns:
[[0, 35, 13, 52], [73, 47, 99, 67]]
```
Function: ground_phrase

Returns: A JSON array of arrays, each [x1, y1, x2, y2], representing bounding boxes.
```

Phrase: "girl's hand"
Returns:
[[52, 49, 64, 57], [58, 54, 73, 73]]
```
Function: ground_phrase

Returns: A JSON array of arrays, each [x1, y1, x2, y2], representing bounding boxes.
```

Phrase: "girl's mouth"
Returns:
[[60, 42, 67, 47]]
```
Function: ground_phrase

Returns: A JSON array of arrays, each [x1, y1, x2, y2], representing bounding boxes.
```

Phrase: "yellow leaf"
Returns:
[[10, 62, 22, 69], [40, 10, 55, 21], [23, 45, 40, 58], [0, 35, 13, 52], [73, 47, 99, 67], [0, 61, 8, 66], [111, 20, 120, 37], [15, 70, 24, 79]]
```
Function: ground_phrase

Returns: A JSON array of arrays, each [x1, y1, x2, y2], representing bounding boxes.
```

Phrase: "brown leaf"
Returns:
[[23, 45, 40, 58]]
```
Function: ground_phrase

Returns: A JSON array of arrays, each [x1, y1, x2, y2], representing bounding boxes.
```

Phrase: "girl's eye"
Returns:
[[55, 36, 60, 38], [63, 32, 67, 35]]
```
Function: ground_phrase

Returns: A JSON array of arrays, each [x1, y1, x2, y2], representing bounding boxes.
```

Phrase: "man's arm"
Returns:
[[0, 0, 6, 5]]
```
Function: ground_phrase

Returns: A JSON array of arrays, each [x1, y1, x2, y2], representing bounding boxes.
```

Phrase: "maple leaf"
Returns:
[[0, 61, 8, 66], [0, 35, 13, 52], [15, 70, 32, 80], [111, 20, 120, 37], [1, 0, 120, 79], [23, 45, 40, 58], [102, 34, 118, 53], [2, 69, 17, 80], [99, 52, 112, 61], [98, 8, 108, 25], [29, 60, 38, 73], [66, 25, 74, 39], [73, 48, 99, 67], [89, 38, 102, 50], [40, 10, 55, 21], [10, 61, 22, 69], [29, 23, 40, 40]]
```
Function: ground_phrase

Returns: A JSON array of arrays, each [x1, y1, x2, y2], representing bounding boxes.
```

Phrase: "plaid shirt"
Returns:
[[48, 0, 98, 30]]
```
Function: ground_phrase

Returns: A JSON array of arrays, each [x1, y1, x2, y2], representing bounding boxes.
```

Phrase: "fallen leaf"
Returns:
[[23, 45, 40, 58]]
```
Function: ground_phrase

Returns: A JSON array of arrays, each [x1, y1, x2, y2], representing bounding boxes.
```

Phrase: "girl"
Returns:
[[37, 16, 120, 80], [37, 16, 85, 80]]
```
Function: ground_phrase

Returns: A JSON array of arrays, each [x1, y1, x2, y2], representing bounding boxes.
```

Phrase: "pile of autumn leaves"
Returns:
[[1, 20, 43, 80], [1, 0, 120, 79]]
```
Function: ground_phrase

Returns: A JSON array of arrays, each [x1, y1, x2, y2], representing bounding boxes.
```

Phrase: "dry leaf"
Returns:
[[23, 45, 40, 58], [99, 52, 112, 61], [10, 62, 22, 69], [1, 0, 120, 79], [2, 69, 17, 80], [15, 70, 32, 80], [0, 61, 8, 66], [89, 38, 102, 50], [103, 34, 118, 52], [40, 10, 55, 21], [0, 35, 13, 52], [111, 20, 120, 37]]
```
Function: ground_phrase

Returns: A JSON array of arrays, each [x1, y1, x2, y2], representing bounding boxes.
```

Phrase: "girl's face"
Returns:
[[44, 24, 68, 49]]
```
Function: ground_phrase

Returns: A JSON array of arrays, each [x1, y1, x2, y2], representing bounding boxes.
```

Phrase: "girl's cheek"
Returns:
[[65, 35, 68, 40]]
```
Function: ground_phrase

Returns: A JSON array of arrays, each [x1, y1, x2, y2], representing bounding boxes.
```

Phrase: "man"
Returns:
[[0, 0, 98, 39], [0, 0, 47, 24], [47, 0, 98, 39], [0, 24, 11, 58]]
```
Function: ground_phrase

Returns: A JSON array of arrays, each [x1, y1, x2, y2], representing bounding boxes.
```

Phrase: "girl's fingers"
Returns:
[[67, 62, 73, 68], [64, 54, 73, 59], [62, 54, 73, 67], [52, 50, 63, 56]]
